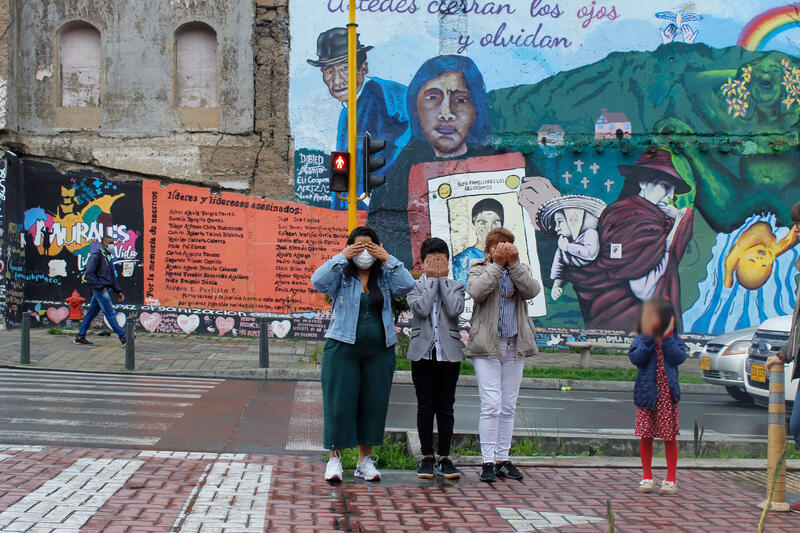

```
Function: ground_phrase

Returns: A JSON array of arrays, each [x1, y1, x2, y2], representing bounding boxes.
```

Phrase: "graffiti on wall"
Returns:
[[289, 1, 800, 336], [21, 161, 144, 305], [142, 180, 363, 313]]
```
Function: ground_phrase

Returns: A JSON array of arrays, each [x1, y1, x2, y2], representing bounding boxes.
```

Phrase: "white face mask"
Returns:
[[352, 249, 376, 269]]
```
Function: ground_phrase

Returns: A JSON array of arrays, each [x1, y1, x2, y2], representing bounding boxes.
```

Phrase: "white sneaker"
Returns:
[[325, 456, 343, 482], [354, 456, 381, 481], [638, 479, 655, 493]]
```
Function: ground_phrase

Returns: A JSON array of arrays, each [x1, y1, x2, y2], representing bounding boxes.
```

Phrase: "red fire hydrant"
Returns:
[[66, 290, 85, 320]]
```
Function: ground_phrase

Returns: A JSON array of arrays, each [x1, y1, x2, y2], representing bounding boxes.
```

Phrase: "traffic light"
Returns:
[[329, 151, 349, 193], [363, 132, 386, 194]]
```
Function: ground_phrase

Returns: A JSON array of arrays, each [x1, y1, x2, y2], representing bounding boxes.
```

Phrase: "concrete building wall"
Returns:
[[0, 0, 294, 197]]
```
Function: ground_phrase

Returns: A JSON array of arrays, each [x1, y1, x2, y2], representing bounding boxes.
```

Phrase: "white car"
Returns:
[[699, 327, 757, 403], [744, 315, 797, 407]]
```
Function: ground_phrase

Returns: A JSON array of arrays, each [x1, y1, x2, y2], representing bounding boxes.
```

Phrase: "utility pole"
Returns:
[[346, 0, 358, 232]]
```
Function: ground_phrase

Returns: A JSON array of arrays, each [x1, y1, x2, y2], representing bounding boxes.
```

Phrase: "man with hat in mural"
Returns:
[[536, 194, 607, 302], [308, 27, 410, 211], [567, 146, 694, 331]]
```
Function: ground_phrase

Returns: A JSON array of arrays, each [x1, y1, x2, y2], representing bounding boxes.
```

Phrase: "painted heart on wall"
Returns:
[[46, 307, 69, 324], [139, 312, 162, 333], [177, 314, 200, 334], [271, 319, 291, 339], [103, 312, 126, 330], [215, 317, 235, 336]]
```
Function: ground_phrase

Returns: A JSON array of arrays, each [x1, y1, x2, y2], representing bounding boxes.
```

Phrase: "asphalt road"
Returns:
[[387, 385, 769, 440], [0, 368, 771, 453]]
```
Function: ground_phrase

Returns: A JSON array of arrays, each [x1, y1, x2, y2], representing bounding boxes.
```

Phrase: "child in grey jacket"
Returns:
[[407, 238, 466, 479]]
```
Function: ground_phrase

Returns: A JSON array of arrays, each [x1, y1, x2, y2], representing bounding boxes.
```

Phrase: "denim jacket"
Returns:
[[311, 253, 415, 347], [629, 333, 687, 409]]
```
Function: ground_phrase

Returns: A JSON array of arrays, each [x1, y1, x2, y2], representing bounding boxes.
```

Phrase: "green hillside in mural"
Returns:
[[488, 42, 800, 233]]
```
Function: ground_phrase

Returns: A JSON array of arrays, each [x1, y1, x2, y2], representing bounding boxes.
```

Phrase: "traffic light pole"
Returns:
[[346, 0, 358, 233]]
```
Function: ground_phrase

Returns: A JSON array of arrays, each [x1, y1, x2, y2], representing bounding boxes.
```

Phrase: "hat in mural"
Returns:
[[307, 27, 374, 67], [536, 194, 607, 238], [617, 146, 691, 194]]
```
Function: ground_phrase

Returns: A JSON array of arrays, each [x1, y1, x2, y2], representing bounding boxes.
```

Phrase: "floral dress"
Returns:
[[634, 340, 680, 439]]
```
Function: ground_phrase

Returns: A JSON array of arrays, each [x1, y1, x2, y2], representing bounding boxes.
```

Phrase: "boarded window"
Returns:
[[175, 24, 218, 108], [59, 22, 102, 107]]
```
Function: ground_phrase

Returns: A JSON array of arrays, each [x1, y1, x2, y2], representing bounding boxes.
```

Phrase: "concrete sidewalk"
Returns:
[[0, 327, 710, 390]]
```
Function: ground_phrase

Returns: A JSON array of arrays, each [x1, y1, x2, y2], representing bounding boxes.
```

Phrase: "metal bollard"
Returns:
[[125, 315, 135, 370], [259, 318, 269, 369], [761, 363, 790, 511], [20, 315, 30, 365]]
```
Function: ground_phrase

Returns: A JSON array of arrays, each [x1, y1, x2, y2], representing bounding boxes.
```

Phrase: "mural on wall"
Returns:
[[2, 154, 25, 326], [289, 1, 800, 336], [142, 180, 363, 313], [21, 161, 144, 305]]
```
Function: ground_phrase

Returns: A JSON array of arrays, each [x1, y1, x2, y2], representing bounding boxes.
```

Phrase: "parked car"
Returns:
[[699, 327, 757, 403], [744, 315, 796, 408]]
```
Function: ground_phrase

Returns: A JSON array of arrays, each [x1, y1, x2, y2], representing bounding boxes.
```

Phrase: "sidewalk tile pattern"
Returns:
[[0, 444, 797, 532]]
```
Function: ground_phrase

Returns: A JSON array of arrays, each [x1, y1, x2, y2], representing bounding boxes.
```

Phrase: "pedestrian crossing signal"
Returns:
[[329, 151, 349, 193], [363, 132, 386, 194]]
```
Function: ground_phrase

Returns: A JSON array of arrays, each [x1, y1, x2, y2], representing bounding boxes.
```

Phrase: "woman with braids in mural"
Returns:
[[568, 146, 694, 331], [367, 54, 541, 269]]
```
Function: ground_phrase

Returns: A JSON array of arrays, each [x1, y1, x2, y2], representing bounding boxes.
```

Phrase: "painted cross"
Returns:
[[589, 162, 600, 174], [497, 507, 605, 532], [581, 176, 590, 189], [561, 171, 572, 184], [604, 179, 615, 192], [573, 159, 584, 172]]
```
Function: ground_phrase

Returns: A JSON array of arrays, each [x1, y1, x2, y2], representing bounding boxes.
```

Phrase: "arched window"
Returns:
[[59, 22, 101, 107], [175, 23, 218, 108]]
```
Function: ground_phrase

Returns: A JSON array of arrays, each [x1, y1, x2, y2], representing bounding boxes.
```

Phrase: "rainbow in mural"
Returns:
[[738, 3, 800, 50]]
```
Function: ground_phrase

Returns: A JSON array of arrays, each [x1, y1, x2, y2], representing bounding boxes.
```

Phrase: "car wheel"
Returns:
[[726, 386, 754, 404]]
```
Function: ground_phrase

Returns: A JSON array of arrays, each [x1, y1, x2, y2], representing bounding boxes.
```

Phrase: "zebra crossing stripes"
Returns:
[[0, 457, 144, 532], [0, 368, 223, 449]]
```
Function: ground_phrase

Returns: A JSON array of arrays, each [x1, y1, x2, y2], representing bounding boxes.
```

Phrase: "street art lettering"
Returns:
[[290, 0, 800, 337], [20, 161, 144, 305]]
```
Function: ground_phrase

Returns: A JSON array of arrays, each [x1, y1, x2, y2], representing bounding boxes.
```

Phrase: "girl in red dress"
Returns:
[[629, 298, 686, 495]]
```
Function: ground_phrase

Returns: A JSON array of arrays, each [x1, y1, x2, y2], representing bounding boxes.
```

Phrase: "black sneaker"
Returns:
[[120, 336, 127, 347], [436, 458, 461, 479], [495, 461, 524, 481], [73, 337, 93, 345], [417, 456, 435, 479], [480, 462, 496, 483]]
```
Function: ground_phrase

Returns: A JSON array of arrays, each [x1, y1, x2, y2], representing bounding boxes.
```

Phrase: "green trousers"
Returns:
[[321, 295, 395, 450]]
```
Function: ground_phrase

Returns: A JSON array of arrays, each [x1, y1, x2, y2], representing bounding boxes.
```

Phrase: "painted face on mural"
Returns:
[[748, 58, 784, 111], [415, 71, 476, 157], [321, 61, 367, 103], [474, 210, 502, 249], [638, 179, 675, 207]]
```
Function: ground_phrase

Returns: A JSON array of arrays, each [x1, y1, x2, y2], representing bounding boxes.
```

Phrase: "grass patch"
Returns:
[[522, 366, 704, 383], [322, 440, 416, 470], [47, 327, 73, 336]]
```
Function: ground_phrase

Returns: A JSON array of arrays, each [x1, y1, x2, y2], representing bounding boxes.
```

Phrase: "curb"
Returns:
[[0, 364, 726, 394]]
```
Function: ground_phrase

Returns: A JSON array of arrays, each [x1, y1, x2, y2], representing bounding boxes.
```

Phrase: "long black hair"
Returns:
[[636, 297, 676, 337], [343, 226, 384, 314]]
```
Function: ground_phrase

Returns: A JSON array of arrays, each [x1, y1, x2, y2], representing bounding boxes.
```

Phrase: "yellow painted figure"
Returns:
[[723, 221, 797, 290]]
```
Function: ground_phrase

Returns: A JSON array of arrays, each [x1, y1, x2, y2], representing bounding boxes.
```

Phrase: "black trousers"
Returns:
[[411, 356, 461, 457]]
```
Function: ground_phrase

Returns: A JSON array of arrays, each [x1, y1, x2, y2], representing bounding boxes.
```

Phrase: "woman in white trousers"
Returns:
[[464, 227, 541, 483]]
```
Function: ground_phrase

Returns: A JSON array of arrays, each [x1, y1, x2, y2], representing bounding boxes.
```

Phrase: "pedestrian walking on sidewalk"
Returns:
[[765, 201, 800, 514], [74, 236, 127, 346], [407, 237, 465, 480], [311, 226, 415, 482], [465, 228, 541, 483], [629, 297, 686, 495]]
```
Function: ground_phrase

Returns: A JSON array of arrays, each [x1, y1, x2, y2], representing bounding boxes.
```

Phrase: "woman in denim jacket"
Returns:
[[311, 226, 415, 483]]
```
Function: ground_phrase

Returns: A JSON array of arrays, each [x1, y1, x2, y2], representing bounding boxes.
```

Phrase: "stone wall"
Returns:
[[0, 0, 293, 197]]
